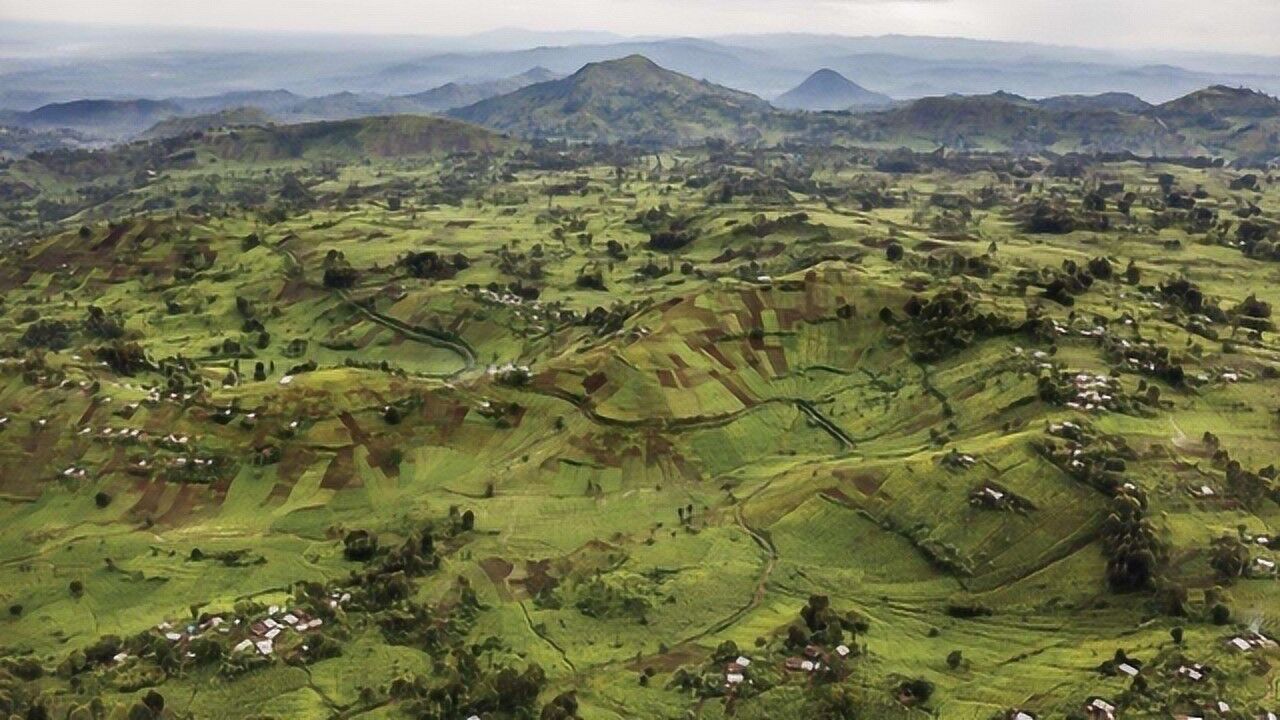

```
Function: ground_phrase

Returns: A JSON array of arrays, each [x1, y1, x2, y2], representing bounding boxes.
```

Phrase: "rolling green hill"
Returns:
[[848, 93, 1193, 153]]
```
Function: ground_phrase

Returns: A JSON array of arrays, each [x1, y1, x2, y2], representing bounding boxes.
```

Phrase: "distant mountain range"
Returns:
[[0, 68, 564, 140], [443, 57, 1280, 160], [4, 25, 1280, 113], [774, 69, 893, 111], [4, 53, 1279, 163]]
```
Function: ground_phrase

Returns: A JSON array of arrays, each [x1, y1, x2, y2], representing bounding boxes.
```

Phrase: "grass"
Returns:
[[0, 139, 1276, 719]]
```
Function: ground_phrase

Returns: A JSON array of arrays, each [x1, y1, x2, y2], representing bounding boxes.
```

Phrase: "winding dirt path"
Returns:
[[265, 239, 477, 377]]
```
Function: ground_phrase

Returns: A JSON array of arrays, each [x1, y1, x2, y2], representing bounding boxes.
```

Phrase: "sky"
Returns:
[[3, 0, 1279, 55]]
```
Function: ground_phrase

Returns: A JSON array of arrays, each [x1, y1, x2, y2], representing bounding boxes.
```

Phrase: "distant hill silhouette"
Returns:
[[20, 99, 182, 137], [774, 69, 892, 111], [403, 67, 559, 112]]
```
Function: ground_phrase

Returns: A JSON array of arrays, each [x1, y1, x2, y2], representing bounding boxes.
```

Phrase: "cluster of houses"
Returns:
[[1016, 691, 1276, 720], [1048, 420, 1086, 441], [722, 654, 753, 688], [467, 286, 562, 336], [780, 643, 851, 675], [1017, 349, 1123, 413], [232, 606, 326, 657], [72, 424, 228, 479], [1226, 630, 1276, 654], [715, 644, 854, 690], [84, 425, 146, 443], [139, 593, 349, 662], [1063, 372, 1119, 413], [1175, 661, 1210, 683], [489, 362, 533, 385], [141, 386, 198, 406]]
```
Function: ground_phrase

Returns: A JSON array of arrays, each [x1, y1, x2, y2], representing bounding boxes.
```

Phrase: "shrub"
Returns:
[[343, 530, 379, 562], [1210, 603, 1232, 625]]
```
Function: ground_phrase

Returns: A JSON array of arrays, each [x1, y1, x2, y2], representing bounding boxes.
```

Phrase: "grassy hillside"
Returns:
[[0, 112, 1278, 720], [198, 115, 513, 161]]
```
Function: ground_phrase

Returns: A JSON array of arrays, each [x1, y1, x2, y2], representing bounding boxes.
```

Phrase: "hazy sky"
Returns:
[[4, 0, 1279, 55]]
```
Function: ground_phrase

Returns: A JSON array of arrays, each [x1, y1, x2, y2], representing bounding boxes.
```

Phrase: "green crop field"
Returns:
[[0, 97, 1278, 720]]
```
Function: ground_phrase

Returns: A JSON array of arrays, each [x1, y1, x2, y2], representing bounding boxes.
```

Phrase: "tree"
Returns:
[[142, 691, 165, 714], [1170, 626, 1184, 644], [94, 491, 112, 509], [322, 250, 358, 289], [898, 677, 935, 703], [69, 580, 85, 597], [946, 649, 963, 670], [1209, 535, 1249, 581], [1210, 603, 1232, 625], [342, 530, 379, 562], [540, 690, 581, 720]]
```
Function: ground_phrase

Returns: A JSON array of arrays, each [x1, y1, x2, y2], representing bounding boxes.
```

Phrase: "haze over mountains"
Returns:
[[2, 22, 1279, 165], [5, 21, 1280, 112], [0, 68, 564, 140], [2, 53, 1276, 167]]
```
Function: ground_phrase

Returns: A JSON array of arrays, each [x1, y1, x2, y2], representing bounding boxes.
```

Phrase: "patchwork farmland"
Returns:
[[0, 114, 1278, 720]]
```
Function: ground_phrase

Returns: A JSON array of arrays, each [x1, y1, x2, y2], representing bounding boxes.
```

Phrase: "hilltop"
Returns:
[[1154, 84, 1280, 124], [450, 54, 777, 145], [138, 107, 273, 140], [774, 68, 893, 111]]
